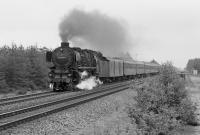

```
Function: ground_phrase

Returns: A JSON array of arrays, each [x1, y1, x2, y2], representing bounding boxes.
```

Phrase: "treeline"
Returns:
[[186, 58, 200, 73], [0, 44, 49, 93]]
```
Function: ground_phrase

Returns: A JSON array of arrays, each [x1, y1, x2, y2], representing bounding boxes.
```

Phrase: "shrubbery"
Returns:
[[0, 44, 49, 93], [128, 63, 197, 135]]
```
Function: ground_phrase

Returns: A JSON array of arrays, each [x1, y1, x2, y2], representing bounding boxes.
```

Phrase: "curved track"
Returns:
[[0, 80, 138, 130]]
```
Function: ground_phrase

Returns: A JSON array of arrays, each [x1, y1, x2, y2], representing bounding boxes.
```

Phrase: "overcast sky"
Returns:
[[0, 0, 200, 68]]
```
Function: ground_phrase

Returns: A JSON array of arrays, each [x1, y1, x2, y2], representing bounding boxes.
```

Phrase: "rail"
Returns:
[[0, 80, 135, 130]]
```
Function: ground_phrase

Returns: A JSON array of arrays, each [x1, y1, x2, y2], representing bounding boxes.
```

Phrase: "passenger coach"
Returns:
[[96, 57, 160, 82]]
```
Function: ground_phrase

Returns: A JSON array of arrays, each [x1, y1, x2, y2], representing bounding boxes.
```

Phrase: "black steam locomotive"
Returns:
[[46, 42, 160, 91], [46, 42, 106, 91]]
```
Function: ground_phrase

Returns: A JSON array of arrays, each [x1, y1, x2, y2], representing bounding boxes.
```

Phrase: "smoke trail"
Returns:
[[59, 9, 131, 56]]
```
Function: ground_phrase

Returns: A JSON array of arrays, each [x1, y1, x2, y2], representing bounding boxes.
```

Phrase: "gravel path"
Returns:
[[0, 83, 138, 135]]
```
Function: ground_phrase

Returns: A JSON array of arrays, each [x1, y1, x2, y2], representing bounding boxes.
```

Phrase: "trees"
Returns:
[[0, 44, 48, 93], [186, 58, 200, 73], [26, 46, 48, 90]]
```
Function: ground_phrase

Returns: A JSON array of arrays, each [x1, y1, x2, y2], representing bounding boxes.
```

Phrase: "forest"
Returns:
[[0, 44, 49, 93]]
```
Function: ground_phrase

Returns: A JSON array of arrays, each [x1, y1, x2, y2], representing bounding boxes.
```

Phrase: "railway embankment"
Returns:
[[0, 83, 139, 135]]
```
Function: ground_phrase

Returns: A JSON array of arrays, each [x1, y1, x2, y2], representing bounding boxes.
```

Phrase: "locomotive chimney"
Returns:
[[61, 42, 69, 48]]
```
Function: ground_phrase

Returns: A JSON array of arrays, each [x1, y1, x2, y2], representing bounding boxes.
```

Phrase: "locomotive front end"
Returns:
[[46, 42, 77, 91]]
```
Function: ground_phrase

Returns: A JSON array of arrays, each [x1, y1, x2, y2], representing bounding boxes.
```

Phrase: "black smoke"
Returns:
[[59, 9, 131, 56]]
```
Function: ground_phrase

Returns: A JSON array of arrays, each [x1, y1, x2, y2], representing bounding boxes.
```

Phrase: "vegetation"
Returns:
[[128, 63, 197, 135], [186, 58, 200, 73], [0, 43, 49, 94]]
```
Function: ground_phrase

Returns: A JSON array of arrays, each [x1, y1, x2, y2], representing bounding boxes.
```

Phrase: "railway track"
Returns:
[[0, 80, 139, 130], [0, 91, 62, 106]]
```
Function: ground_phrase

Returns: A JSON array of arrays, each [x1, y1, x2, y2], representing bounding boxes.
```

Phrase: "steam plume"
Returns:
[[59, 9, 131, 56], [76, 76, 103, 90], [76, 71, 103, 90]]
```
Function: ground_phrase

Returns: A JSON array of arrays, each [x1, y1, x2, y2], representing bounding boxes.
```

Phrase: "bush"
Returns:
[[127, 62, 197, 134]]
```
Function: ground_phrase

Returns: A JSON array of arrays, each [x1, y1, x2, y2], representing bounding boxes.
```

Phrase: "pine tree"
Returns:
[[4, 45, 29, 91], [26, 46, 48, 90], [0, 46, 9, 92]]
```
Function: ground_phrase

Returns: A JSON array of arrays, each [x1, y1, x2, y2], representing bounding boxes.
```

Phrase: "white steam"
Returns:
[[76, 71, 103, 90], [76, 76, 103, 90], [80, 71, 88, 79]]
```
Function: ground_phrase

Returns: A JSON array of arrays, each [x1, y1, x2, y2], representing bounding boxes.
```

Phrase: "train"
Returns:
[[46, 41, 160, 91]]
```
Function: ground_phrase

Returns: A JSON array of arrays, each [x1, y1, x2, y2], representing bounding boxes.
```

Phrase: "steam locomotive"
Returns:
[[46, 42, 160, 91]]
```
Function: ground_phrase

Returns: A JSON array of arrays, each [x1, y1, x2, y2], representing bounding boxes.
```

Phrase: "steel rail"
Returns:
[[0, 80, 134, 130], [0, 91, 60, 106], [0, 91, 52, 102], [0, 81, 129, 119], [0, 81, 130, 106]]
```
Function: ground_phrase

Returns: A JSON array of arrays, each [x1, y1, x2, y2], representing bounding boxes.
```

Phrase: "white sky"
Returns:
[[0, 0, 200, 68]]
